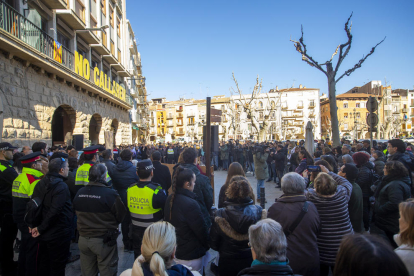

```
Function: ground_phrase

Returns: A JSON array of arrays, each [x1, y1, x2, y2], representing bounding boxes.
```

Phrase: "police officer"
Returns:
[[12, 152, 44, 276], [0, 143, 18, 276], [127, 159, 167, 259], [73, 163, 127, 276], [75, 145, 111, 194]]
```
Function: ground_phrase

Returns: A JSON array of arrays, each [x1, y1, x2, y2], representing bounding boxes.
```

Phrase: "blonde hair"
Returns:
[[314, 172, 337, 195], [399, 199, 414, 247], [141, 222, 176, 276]]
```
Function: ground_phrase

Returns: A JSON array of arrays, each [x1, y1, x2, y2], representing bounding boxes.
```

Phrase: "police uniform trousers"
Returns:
[[17, 223, 39, 276], [78, 236, 118, 276], [132, 226, 146, 259], [0, 200, 18, 275]]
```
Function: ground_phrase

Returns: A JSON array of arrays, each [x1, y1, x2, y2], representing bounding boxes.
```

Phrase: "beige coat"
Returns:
[[394, 235, 414, 276]]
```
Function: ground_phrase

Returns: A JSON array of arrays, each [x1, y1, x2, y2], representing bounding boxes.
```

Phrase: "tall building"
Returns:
[[0, 0, 146, 147]]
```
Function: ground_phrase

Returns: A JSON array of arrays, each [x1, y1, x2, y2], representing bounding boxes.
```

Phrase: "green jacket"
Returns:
[[253, 152, 269, 180], [220, 145, 229, 160]]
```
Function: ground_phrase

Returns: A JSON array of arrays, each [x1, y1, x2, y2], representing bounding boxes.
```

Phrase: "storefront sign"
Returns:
[[74, 51, 126, 102]]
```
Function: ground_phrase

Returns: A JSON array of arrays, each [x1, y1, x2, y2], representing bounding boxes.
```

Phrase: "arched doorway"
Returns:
[[51, 105, 76, 146], [89, 114, 102, 145], [111, 119, 119, 147]]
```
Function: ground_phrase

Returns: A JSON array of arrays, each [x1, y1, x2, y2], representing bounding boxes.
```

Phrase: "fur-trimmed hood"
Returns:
[[215, 206, 267, 240]]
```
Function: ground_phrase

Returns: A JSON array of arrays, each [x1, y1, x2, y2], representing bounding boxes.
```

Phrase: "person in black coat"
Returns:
[[210, 176, 265, 276], [371, 161, 411, 248], [164, 166, 209, 274], [111, 149, 139, 251], [274, 145, 287, 188], [30, 156, 73, 276], [101, 149, 116, 176], [238, 219, 297, 276], [151, 151, 172, 194], [353, 152, 375, 231]]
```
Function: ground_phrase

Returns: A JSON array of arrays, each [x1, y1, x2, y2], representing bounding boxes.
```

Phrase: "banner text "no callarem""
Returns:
[[74, 51, 126, 102]]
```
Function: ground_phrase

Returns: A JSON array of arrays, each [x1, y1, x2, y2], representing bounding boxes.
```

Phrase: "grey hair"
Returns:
[[88, 163, 108, 182], [342, 154, 355, 165], [248, 219, 287, 263], [281, 172, 306, 194], [343, 144, 352, 151]]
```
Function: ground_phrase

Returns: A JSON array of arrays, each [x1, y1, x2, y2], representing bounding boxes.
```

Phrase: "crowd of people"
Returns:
[[0, 137, 413, 276]]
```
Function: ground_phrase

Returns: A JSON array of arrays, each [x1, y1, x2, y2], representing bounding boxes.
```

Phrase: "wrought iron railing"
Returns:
[[0, 1, 74, 70]]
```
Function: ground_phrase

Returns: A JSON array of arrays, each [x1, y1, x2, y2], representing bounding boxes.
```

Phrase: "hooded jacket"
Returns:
[[210, 198, 265, 259], [31, 173, 73, 242], [355, 161, 375, 196], [373, 175, 411, 234], [177, 163, 213, 228], [112, 159, 140, 204]]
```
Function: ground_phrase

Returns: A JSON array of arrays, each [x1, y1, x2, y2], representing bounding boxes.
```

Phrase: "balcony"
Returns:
[[176, 132, 185, 136], [177, 121, 183, 126], [308, 103, 315, 109], [199, 114, 205, 119], [282, 105, 288, 110], [31, 0, 67, 9], [167, 124, 174, 127], [150, 132, 156, 136], [102, 54, 118, 64], [187, 112, 195, 117], [77, 30, 100, 44], [56, 8, 86, 30], [177, 114, 183, 119], [130, 87, 138, 98], [403, 108, 409, 113], [188, 122, 195, 126], [393, 110, 400, 114], [167, 115, 174, 120], [116, 0, 123, 14], [176, 108, 183, 112], [297, 104, 304, 109], [309, 113, 315, 118]]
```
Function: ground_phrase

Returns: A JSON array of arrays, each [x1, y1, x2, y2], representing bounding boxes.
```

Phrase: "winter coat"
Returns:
[[111, 160, 140, 205], [102, 159, 116, 176], [394, 234, 414, 276], [373, 156, 385, 176], [348, 181, 364, 233], [237, 264, 297, 276], [306, 172, 354, 266], [295, 158, 308, 175], [120, 255, 196, 276], [388, 152, 414, 193], [355, 162, 375, 196], [220, 145, 229, 161], [164, 188, 209, 260], [178, 163, 214, 228], [73, 180, 127, 237], [31, 173, 73, 242], [210, 198, 265, 260], [274, 151, 286, 171], [289, 153, 299, 166], [151, 161, 172, 194], [373, 175, 411, 235], [254, 152, 269, 180], [268, 195, 320, 276]]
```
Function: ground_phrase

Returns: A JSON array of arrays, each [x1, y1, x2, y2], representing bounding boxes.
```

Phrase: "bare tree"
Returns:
[[290, 13, 385, 146], [230, 73, 278, 142]]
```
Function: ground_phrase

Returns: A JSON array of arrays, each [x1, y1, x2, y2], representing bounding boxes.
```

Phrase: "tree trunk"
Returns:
[[328, 78, 341, 147]]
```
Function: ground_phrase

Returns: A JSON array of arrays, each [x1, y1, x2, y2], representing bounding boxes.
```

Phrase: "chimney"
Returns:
[[299, 84, 303, 89]]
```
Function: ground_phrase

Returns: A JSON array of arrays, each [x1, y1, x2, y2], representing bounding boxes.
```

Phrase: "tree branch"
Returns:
[[333, 12, 354, 74], [290, 26, 328, 76], [336, 36, 386, 82]]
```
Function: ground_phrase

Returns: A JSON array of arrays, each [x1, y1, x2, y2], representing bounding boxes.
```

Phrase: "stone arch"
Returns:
[[51, 104, 76, 146], [89, 113, 103, 145]]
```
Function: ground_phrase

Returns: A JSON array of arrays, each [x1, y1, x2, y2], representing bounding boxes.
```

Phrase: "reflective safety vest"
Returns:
[[75, 163, 111, 186], [12, 167, 43, 198], [127, 183, 162, 228], [167, 149, 174, 155], [0, 162, 12, 172]]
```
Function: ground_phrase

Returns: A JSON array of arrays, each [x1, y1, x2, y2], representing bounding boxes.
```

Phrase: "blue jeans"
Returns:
[[257, 179, 265, 199], [249, 162, 255, 174], [267, 163, 272, 180], [271, 163, 277, 181], [223, 159, 229, 170]]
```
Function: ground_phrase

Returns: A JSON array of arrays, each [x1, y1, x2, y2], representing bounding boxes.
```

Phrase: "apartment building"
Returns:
[[0, 0, 144, 147]]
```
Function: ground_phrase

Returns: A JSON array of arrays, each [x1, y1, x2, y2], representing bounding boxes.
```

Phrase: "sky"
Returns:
[[127, 0, 414, 101]]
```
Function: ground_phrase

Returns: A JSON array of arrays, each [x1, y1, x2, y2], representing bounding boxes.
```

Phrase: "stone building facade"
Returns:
[[0, 54, 130, 147]]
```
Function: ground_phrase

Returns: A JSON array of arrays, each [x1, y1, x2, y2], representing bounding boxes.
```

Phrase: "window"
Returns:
[[117, 18, 121, 37], [57, 31, 70, 49], [344, 113, 348, 119], [356, 103, 360, 108], [259, 112, 263, 120], [110, 40, 115, 55], [102, 30, 107, 47], [271, 101, 275, 108], [101, 0, 106, 15], [110, 7, 114, 27], [75, 0, 85, 22], [310, 100, 315, 107], [343, 103, 348, 108], [344, 123, 348, 129], [259, 101, 263, 108], [118, 49, 121, 61], [361, 102, 365, 108], [90, 16, 98, 35], [356, 112, 360, 118]]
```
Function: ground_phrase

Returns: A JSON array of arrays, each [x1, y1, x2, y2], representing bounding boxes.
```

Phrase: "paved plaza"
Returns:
[[65, 169, 284, 275]]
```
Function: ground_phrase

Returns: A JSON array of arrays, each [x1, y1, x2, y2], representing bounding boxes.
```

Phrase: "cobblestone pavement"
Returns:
[[65, 169, 284, 275]]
